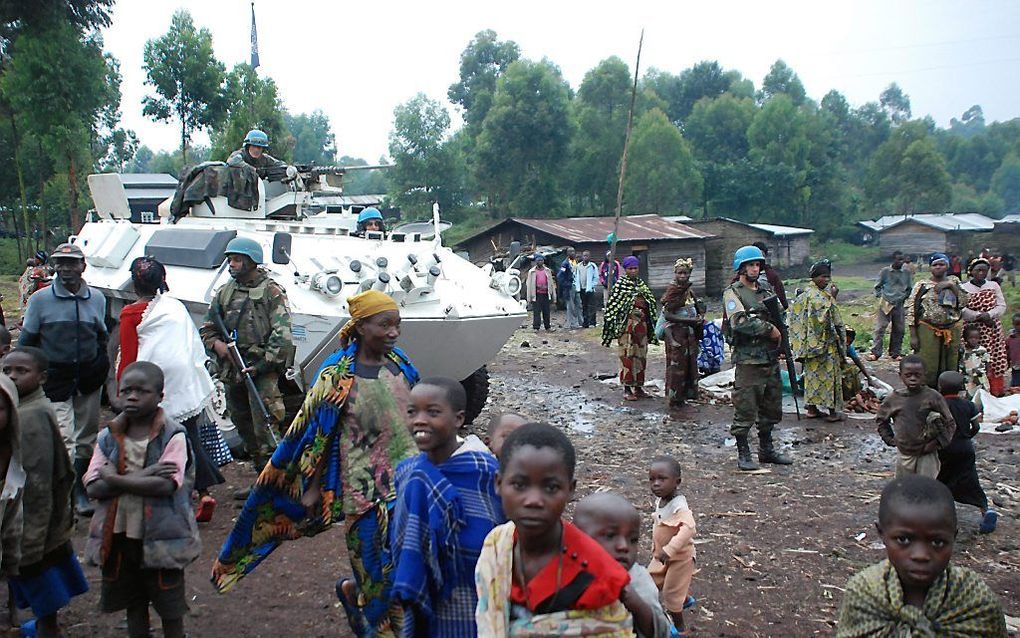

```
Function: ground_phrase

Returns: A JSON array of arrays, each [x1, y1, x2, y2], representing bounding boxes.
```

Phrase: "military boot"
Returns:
[[758, 430, 793, 465], [735, 434, 758, 471]]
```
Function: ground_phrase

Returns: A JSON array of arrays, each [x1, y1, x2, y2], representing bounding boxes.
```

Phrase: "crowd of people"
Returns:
[[0, 227, 1013, 637]]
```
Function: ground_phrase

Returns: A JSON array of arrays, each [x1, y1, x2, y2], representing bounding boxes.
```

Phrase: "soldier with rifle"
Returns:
[[722, 245, 794, 471], [200, 237, 293, 497]]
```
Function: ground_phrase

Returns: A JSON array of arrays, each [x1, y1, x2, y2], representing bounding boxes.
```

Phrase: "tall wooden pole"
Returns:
[[607, 30, 644, 294]]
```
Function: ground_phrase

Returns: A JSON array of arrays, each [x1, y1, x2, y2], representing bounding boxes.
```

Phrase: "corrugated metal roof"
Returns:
[[860, 213, 997, 233], [119, 173, 178, 187], [125, 187, 175, 201], [512, 214, 713, 243], [686, 217, 813, 236], [747, 222, 814, 237]]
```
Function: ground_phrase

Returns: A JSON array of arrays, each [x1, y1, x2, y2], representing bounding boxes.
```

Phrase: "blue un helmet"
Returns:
[[357, 207, 384, 232], [224, 237, 264, 265], [733, 245, 766, 272], [243, 129, 270, 148]]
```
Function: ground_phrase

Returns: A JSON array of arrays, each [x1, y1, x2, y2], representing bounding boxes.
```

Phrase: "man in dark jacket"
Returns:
[[19, 242, 108, 515]]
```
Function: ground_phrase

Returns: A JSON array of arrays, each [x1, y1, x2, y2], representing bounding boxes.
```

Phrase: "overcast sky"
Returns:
[[102, 0, 1020, 162]]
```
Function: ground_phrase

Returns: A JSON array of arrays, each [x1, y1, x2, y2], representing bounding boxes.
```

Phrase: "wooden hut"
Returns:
[[683, 217, 813, 296], [858, 213, 997, 257], [454, 214, 714, 294]]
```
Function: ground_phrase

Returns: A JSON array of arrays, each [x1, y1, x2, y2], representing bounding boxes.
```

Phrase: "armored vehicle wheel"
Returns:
[[460, 366, 490, 425]]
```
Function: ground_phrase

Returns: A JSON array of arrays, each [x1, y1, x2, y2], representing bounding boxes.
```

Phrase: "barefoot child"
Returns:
[[3, 348, 87, 638], [836, 475, 1007, 637], [936, 371, 998, 534], [876, 355, 956, 478], [647, 456, 696, 634], [574, 492, 672, 638], [486, 411, 527, 459], [391, 377, 505, 636], [475, 422, 633, 636], [84, 361, 200, 638]]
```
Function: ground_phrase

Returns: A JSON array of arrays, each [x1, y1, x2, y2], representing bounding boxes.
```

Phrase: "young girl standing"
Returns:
[[475, 422, 632, 636]]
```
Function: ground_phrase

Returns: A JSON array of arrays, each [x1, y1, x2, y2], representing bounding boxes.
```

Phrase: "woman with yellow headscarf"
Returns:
[[213, 290, 419, 637]]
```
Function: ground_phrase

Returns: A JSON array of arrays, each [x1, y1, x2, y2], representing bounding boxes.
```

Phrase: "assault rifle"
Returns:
[[210, 306, 278, 444], [763, 294, 800, 420]]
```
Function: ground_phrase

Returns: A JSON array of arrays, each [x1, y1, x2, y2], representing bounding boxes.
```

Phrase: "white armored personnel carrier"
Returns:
[[79, 163, 526, 422]]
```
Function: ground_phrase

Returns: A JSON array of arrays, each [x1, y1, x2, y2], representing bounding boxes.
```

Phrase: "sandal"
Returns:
[[805, 408, 822, 419], [824, 412, 844, 422], [865, 353, 879, 361], [633, 388, 650, 399], [623, 393, 638, 402], [196, 495, 216, 523]]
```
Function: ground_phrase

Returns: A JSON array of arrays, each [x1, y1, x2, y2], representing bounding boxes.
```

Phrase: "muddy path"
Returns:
[[47, 309, 1019, 637]]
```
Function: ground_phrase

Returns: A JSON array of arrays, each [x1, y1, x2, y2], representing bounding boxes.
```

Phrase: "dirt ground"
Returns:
[[35, 306, 1020, 637]]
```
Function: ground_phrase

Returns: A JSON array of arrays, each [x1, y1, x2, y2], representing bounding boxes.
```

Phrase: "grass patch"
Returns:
[[810, 240, 881, 264]]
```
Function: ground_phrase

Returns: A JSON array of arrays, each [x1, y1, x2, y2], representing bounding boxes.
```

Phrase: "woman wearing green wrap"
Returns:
[[602, 256, 659, 402]]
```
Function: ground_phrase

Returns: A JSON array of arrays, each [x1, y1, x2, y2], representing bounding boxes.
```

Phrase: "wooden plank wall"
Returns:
[[687, 220, 765, 296], [878, 222, 947, 256]]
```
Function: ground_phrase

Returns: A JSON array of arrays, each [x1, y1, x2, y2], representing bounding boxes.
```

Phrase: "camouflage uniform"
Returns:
[[200, 269, 293, 463], [723, 279, 783, 438], [226, 147, 285, 174]]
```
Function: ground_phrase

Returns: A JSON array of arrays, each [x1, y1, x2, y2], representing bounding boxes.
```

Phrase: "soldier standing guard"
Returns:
[[200, 237, 293, 497], [723, 245, 794, 471]]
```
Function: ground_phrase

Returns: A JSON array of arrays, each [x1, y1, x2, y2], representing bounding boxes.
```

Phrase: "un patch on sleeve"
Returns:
[[726, 299, 737, 312]]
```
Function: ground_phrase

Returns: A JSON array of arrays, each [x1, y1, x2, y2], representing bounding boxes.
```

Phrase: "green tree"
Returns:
[[879, 83, 911, 125], [387, 93, 463, 215], [643, 61, 750, 127], [209, 63, 290, 161], [285, 110, 335, 165], [142, 10, 224, 163], [991, 154, 1020, 212], [758, 59, 806, 105], [2, 20, 117, 229], [447, 30, 520, 133], [475, 58, 572, 216], [949, 105, 985, 138], [567, 56, 631, 212], [624, 108, 701, 213], [867, 123, 950, 214]]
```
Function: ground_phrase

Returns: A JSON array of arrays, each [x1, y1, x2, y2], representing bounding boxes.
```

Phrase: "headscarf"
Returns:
[[129, 256, 169, 294], [809, 259, 832, 278], [967, 257, 990, 274], [930, 253, 950, 266], [673, 257, 694, 272], [338, 290, 400, 342], [622, 256, 640, 269]]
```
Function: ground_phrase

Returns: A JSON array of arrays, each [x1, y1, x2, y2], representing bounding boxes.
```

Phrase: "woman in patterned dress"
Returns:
[[661, 258, 704, 409], [790, 259, 846, 421], [961, 258, 1009, 396], [907, 253, 969, 388], [213, 290, 419, 637], [602, 256, 659, 401]]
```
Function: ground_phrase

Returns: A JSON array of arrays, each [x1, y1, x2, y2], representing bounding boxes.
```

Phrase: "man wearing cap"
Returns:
[[19, 242, 109, 515], [227, 128, 286, 175], [199, 237, 293, 491], [526, 254, 556, 331], [723, 245, 793, 471]]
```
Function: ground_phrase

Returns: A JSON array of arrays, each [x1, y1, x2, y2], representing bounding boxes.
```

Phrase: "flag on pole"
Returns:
[[250, 2, 260, 69]]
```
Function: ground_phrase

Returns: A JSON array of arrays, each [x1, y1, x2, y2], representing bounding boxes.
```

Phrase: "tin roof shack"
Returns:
[[858, 213, 997, 256], [118, 173, 179, 223], [454, 214, 714, 294], [683, 217, 813, 297]]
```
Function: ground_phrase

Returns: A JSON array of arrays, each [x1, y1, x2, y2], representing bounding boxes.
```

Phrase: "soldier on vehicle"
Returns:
[[199, 237, 293, 497], [227, 128, 286, 174], [355, 207, 386, 236], [723, 245, 794, 471]]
